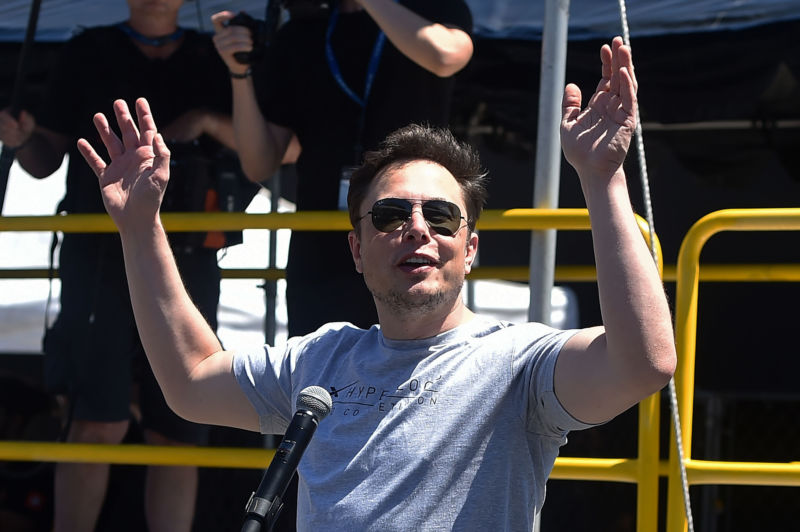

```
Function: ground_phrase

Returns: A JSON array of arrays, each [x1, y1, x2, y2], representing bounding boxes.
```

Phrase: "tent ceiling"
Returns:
[[0, 0, 798, 42]]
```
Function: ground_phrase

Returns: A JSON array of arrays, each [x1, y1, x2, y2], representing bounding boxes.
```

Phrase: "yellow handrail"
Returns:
[[0, 208, 661, 532], [667, 208, 800, 532]]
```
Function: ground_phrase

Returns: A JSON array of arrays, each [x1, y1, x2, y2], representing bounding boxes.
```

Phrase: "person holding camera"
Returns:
[[211, 0, 474, 338], [0, 1, 240, 531]]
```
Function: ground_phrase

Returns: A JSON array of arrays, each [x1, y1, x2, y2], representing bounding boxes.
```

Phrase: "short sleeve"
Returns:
[[524, 329, 600, 435], [233, 342, 296, 434]]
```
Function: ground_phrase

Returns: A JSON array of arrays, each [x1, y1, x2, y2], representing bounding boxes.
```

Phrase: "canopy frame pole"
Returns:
[[528, 0, 570, 324]]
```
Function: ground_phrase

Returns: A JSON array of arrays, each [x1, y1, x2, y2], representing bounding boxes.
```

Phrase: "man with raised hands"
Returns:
[[78, 37, 675, 530]]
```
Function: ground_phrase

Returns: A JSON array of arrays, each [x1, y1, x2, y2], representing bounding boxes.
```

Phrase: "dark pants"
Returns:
[[44, 234, 219, 443]]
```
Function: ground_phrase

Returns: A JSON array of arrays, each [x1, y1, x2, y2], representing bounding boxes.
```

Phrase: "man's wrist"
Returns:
[[230, 67, 253, 79]]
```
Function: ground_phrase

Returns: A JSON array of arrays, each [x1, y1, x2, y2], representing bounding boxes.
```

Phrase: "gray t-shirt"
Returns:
[[233, 314, 594, 531]]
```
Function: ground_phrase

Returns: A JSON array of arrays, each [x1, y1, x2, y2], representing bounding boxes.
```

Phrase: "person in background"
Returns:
[[76, 36, 677, 529], [211, 0, 474, 337], [0, 1, 239, 530]]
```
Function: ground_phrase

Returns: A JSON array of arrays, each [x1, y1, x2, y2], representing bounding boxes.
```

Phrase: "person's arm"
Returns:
[[160, 109, 238, 152], [356, 0, 473, 77], [77, 97, 260, 431], [0, 108, 68, 179], [211, 11, 294, 183], [553, 37, 677, 424]]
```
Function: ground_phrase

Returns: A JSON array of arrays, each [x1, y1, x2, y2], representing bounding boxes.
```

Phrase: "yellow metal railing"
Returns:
[[667, 208, 800, 532], [0, 208, 666, 531], [6, 208, 800, 530]]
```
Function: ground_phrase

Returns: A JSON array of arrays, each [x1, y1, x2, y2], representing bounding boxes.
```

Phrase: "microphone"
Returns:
[[241, 385, 333, 532]]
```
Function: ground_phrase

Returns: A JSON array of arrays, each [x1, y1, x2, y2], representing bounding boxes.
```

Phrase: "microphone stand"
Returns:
[[241, 493, 283, 532]]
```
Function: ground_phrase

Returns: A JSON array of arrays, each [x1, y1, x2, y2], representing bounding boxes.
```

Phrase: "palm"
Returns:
[[98, 144, 164, 216], [77, 98, 170, 227], [561, 37, 638, 178]]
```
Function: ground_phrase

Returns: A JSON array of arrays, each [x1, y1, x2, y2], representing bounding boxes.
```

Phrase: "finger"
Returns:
[[153, 133, 172, 176], [619, 66, 638, 119], [593, 76, 610, 98], [215, 28, 253, 50], [600, 43, 613, 84], [561, 83, 582, 124], [76, 138, 107, 179], [618, 44, 637, 93], [135, 97, 157, 146], [609, 39, 622, 95], [113, 99, 141, 148], [211, 11, 234, 32], [93, 112, 124, 159]]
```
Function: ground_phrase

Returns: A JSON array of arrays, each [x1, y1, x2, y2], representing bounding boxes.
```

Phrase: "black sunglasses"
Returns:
[[357, 198, 468, 237]]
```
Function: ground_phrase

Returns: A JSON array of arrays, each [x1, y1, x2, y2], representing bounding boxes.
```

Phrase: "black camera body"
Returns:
[[225, 1, 332, 64], [225, 11, 267, 65]]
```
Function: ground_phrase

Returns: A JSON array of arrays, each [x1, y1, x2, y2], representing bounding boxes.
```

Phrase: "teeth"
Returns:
[[406, 257, 431, 264]]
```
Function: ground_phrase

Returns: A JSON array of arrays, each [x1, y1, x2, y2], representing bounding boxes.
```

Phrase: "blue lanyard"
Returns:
[[116, 22, 184, 47], [325, 6, 387, 108]]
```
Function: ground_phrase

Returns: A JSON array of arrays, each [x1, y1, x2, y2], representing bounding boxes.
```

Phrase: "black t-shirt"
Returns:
[[255, 0, 472, 275], [39, 25, 232, 216]]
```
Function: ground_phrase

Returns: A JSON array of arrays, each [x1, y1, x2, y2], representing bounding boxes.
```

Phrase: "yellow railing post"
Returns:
[[668, 208, 800, 532]]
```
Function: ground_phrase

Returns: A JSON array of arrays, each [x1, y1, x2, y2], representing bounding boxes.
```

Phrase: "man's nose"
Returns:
[[403, 207, 431, 239]]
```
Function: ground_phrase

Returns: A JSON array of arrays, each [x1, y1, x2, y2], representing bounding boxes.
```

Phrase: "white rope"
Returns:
[[617, 1, 695, 530]]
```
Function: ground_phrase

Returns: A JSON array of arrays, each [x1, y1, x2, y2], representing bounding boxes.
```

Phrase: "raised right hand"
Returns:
[[77, 98, 170, 230]]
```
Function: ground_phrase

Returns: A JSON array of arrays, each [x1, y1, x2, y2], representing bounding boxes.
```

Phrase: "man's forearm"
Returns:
[[118, 218, 224, 416], [584, 171, 676, 386]]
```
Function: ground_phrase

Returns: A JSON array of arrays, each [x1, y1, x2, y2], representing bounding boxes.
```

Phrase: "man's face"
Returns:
[[348, 160, 478, 316]]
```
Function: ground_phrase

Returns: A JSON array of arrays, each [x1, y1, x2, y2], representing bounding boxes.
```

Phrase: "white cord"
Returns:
[[617, 1, 695, 530]]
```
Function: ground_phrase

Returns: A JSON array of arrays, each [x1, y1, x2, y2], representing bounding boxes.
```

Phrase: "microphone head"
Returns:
[[297, 386, 333, 422]]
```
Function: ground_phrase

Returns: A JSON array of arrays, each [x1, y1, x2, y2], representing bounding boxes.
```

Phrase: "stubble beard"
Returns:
[[368, 277, 464, 317]]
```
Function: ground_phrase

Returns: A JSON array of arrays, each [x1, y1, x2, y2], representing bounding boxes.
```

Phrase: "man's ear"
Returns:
[[464, 231, 478, 274], [348, 230, 363, 273]]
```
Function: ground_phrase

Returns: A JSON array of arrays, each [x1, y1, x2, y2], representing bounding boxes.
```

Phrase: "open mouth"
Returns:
[[398, 255, 437, 271], [403, 257, 433, 265]]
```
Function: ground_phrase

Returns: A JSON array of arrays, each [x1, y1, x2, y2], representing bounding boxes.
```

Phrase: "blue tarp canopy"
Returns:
[[0, 0, 799, 42]]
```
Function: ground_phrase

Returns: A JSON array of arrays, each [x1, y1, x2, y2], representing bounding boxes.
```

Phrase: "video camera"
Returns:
[[225, 11, 268, 65], [224, 0, 331, 64]]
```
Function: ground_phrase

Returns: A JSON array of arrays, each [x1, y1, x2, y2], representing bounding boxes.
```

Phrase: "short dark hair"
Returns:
[[347, 123, 488, 234]]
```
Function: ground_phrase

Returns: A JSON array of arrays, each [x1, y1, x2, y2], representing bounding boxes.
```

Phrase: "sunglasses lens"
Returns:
[[371, 199, 411, 232], [422, 201, 461, 236], [369, 198, 464, 236]]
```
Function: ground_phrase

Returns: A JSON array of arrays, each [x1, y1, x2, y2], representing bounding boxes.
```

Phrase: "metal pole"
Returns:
[[264, 171, 280, 346], [262, 0, 283, 348], [0, 0, 43, 214], [527, 0, 570, 324]]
